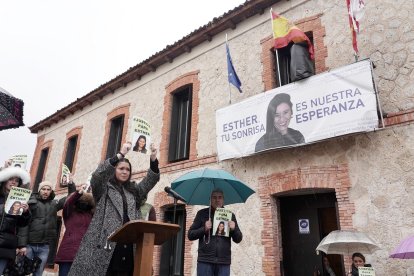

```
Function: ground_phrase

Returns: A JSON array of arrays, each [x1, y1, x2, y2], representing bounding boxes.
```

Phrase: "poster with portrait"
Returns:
[[358, 267, 375, 276], [61, 164, 70, 187], [216, 59, 379, 161], [212, 208, 232, 237], [10, 154, 27, 169], [130, 116, 151, 154], [4, 186, 31, 216]]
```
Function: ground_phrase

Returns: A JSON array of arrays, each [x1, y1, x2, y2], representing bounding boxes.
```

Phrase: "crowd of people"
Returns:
[[0, 141, 160, 276], [0, 142, 375, 276]]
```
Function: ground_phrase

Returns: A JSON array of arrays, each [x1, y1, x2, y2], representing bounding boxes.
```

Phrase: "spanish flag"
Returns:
[[271, 11, 314, 59]]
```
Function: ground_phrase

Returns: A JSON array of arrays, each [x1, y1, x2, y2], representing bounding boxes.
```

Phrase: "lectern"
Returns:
[[108, 220, 180, 276]]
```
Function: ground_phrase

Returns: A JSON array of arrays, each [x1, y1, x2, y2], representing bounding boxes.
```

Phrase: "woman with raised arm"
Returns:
[[68, 142, 160, 276]]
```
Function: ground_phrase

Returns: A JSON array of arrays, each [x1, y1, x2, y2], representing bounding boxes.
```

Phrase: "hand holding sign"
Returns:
[[150, 143, 158, 161], [120, 142, 132, 156]]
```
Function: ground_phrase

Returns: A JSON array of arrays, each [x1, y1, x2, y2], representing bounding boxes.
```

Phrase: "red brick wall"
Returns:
[[261, 14, 328, 91], [258, 164, 354, 275], [100, 103, 131, 161], [151, 190, 195, 276], [383, 108, 414, 127], [160, 71, 200, 167]]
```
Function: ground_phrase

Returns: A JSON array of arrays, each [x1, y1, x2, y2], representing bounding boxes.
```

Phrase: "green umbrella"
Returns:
[[171, 168, 255, 206]]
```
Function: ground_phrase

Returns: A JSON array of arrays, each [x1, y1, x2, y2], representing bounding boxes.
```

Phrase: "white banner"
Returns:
[[216, 60, 379, 161]]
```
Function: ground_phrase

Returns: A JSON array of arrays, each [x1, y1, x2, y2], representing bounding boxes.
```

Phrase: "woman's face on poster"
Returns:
[[138, 137, 146, 149], [273, 102, 292, 135], [12, 202, 21, 212], [219, 223, 224, 232]]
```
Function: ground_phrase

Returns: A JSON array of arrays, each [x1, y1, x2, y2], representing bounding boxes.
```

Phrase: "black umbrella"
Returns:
[[0, 87, 24, 131]]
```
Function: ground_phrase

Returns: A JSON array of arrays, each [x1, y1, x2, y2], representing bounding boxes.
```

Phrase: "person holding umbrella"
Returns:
[[188, 188, 243, 276]]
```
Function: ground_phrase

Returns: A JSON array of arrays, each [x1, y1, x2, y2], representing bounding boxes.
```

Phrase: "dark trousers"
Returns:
[[106, 271, 132, 276], [58, 262, 72, 276], [197, 261, 230, 276]]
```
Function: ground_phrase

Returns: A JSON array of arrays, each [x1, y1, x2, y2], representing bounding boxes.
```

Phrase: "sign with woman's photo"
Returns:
[[61, 164, 70, 187], [216, 59, 379, 161], [130, 116, 151, 154], [4, 186, 31, 216], [212, 208, 232, 237], [10, 154, 27, 169]]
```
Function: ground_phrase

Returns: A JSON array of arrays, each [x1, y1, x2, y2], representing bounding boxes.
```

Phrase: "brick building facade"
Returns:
[[29, 0, 414, 275]]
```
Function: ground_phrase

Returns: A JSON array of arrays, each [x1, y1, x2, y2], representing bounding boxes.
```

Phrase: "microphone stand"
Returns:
[[169, 197, 178, 276]]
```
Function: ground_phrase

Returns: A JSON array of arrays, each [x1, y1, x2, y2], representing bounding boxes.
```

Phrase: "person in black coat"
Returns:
[[17, 180, 67, 276], [188, 188, 243, 276], [350, 252, 372, 276], [255, 93, 305, 152], [0, 165, 31, 274]]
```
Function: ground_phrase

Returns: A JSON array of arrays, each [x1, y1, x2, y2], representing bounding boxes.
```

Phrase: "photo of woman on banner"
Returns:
[[132, 135, 147, 154], [255, 93, 305, 152]]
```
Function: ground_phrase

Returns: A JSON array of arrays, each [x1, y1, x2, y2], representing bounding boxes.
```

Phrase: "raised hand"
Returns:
[[120, 142, 132, 156], [149, 143, 158, 161]]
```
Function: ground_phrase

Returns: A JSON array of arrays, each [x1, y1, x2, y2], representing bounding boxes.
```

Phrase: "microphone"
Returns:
[[164, 187, 187, 203]]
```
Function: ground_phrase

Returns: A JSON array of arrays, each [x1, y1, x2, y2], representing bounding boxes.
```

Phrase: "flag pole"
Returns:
[[226, 34, 232, 104], [270, 8, 282, 87]]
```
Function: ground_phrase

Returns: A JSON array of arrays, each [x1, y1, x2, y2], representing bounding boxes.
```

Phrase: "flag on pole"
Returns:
[[271, 11, 314, 59], [347, 0, 365, 56], [226, 42, 242, 93]]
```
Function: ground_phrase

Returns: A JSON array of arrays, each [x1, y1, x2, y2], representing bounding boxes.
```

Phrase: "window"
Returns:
[[105, 115, 124, 159], [274, 34, 315, 87], [64, 135, 78, 171], [159, 206, 186, 276], [168, 86, 192, 162], [34, 147, 49, 191]]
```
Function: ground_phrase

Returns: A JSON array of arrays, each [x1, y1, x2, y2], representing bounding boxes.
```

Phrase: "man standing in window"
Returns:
[[17, 181, 67, 276], [188, 188, 243, 276]]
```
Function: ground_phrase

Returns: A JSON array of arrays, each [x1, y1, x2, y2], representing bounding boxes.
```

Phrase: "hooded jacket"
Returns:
[[0, 167, 31, 260], [55, 191, 94, 263], [17, 190, 66, 246]]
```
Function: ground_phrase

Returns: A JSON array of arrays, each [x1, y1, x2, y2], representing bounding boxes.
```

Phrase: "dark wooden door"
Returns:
[[280, 192, 343, 276]]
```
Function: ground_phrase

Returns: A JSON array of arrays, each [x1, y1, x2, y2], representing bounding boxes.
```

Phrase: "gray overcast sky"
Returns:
[[0, 0, 245, 168]]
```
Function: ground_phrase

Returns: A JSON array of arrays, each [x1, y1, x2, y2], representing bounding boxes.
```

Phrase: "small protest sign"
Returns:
[[10, 155, 27, 169], [4, 186, 31, 216], [61, 164, 71, 187], [130, 116, 151, 154], [212, 208, 232, 237], [358, 267, 375, 276]]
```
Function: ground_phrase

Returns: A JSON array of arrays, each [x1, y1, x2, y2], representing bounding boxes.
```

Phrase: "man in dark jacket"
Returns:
[[188, 188, 243, 276], [17, 181, 66, 276]]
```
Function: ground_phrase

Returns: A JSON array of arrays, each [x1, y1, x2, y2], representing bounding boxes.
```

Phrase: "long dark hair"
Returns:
[[352, 252, 365, 262], [215, 221, 225, 235], [8, 201, 22, 214], [265, 93, 293, 134], [109, 158, 143, 209], [0, 178, 24, 197], [133, 135, 147, 151]]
